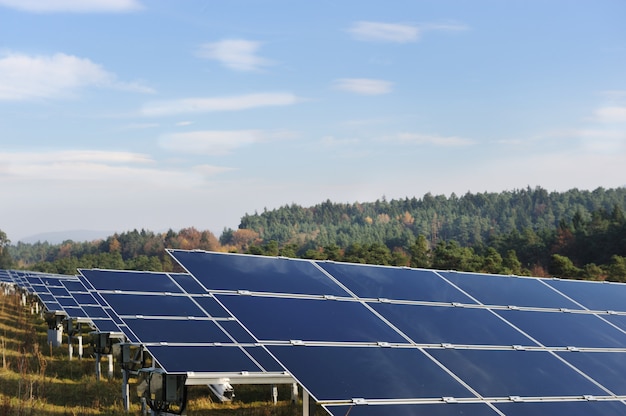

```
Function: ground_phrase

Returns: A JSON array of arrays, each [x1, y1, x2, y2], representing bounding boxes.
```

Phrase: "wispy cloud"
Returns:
[[592, 106, 626, 123], [333, 78, 393, 95], [381, 132, 475, 147], [0, 52, 153, 101], [0, 0, 142, 13], [347, 20, 468, 43], [196, 39, 273, 72], [348, 21, 420, 43], [0, 150, 177, 183], [140, 92, 299, 117], [159, 129, 293, 155]]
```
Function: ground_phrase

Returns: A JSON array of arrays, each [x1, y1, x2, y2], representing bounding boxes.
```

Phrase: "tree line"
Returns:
[[2, 186, 626, 281]]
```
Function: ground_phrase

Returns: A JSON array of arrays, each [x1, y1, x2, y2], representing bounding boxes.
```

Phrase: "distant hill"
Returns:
[[19, 229, 113, 244]]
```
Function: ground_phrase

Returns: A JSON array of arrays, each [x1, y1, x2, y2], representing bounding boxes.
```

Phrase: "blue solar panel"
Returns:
[[122, 318, 231, 344], [428, 349, 607, 397], [318, 262, 474, 303], [544, 278, 626, 312], [266, 345, 473, 401], [146, 345, 266, 373], [496, 309, 626, 348], [370, 302, 535, 346], [556, 351, 626, 395], [169, 250, 349, 296], [216, 295, 407, 343], [79, 269, 184, 293], [99, 293, 207, 317], [438, 271, 582, 309]]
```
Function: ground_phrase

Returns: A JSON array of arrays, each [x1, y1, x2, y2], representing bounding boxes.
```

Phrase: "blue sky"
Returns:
[[1, 0, 625, 242]]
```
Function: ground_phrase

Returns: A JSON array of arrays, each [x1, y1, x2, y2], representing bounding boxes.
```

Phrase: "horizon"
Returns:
[[1, 1, 625, 243]]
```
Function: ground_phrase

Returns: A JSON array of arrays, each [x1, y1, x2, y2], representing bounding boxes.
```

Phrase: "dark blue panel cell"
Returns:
[[72, 293, 98, 306], [217, 295, 406, 343], [62, 280, 87, 292], [58, 297, 79, 308], [266, 345, 473, 401], [243, 347, 285, 372], [90, 319, 121, 333], [82, 305, 110, 319], [100, 293, 207, 317], [148, 345, 263, 373], [193, 296, 231, 318], [325, 403, 500, 416], [122, 318, 231, 343], [371, 303, 534, 346], [42, 301, 63, 312], [38, 293, 56, 302], [170, 250, 348, 296], [318, 262, 473, 303], [496, 309, 626, 348], [429, 349, 606, 398], [31, 284, 49, 294], [218, 320, 256, 343], [80, 269, 183, 293], [439, 271, 581, 309], [556, 351, 626, 395], [49, 287, 70, 297], [545, 278, 626, 312], [169, 273, 206, 294], [63, 306, 87, 318], [495, 400, 626, 416]]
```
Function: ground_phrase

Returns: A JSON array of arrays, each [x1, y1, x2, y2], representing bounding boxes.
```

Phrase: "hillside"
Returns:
[[3, 186, 626, 281]]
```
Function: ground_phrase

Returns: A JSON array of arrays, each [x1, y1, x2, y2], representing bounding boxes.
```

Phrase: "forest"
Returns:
[[1, 186, 626, 282]]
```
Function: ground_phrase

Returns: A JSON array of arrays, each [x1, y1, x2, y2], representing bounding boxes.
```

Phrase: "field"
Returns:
[[0, 289, 304, 415]]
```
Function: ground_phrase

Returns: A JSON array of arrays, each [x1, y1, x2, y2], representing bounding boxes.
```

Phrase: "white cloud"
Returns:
[[0, 52, 153, 101], [347, 20, 468, 43], [0, 150, 197, 185], [141, 92, 298, 117], [382, 132, 475, 147], [593, 106, 626, 123], [348, 21, 420, 43], [159, 129, 290, 155], [0, 0, 142, 13], [196, 39, 273, 72], [333, 78, 393, 95]]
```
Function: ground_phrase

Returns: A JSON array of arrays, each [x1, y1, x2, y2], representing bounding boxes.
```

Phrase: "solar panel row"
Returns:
[[4, 249, 626, 416]]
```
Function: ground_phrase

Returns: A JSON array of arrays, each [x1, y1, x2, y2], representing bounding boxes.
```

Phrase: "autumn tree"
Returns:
[[0, 230, 13, 269]]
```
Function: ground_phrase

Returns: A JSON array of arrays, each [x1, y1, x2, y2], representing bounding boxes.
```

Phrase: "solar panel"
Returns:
[[78, 268, 286, 377], [168, 250, 626, 415]]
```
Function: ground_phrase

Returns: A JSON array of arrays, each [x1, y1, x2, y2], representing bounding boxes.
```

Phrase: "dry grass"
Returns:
[[0, 290, 304, 416]]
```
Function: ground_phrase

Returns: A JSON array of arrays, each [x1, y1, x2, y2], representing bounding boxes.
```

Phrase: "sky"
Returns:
[[1, 0, 625, 242]]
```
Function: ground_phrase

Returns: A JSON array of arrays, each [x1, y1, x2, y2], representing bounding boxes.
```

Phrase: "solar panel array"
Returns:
[[166, 250, 626, 416], [4, 250, 626, 416]]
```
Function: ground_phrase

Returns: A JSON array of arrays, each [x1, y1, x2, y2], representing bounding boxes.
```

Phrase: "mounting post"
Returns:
[[271, 385, 278, 404], [122, 368, 130, 412], [95, 353, 101, 381], [303, 390, 315, 416], [291, 383, 298, 403], [107, 354, 114, 379]]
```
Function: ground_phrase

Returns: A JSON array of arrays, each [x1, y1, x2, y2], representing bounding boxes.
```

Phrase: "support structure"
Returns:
[[45, 313, 65, 347]]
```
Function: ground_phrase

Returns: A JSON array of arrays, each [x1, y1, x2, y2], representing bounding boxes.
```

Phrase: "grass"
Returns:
[[0, 289, 305, 415]]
